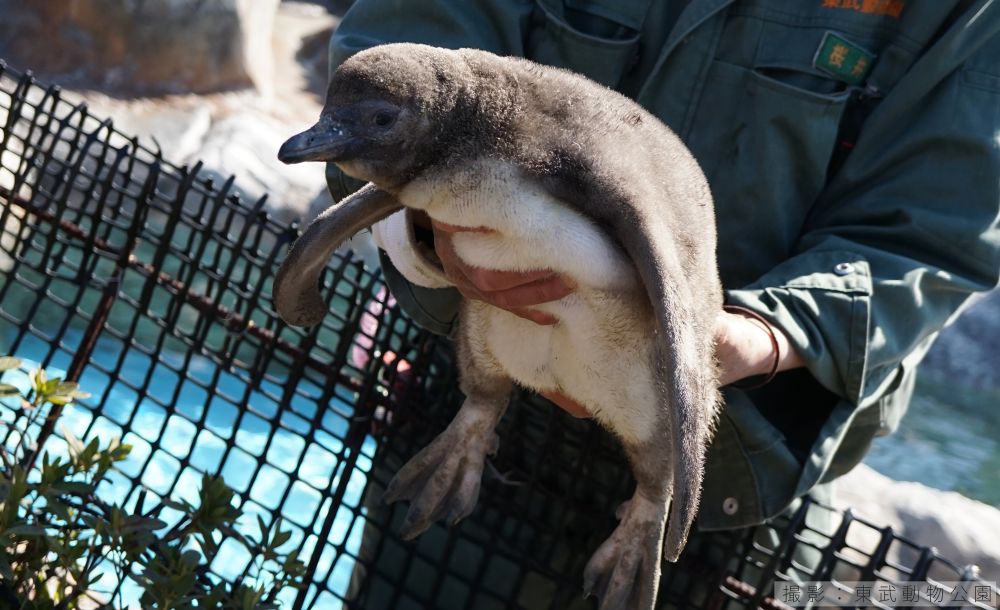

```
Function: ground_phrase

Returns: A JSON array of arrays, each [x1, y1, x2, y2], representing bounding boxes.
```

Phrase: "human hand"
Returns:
[[518, 309, 807, 418], [540, 310, 805, 418], [422, 212, 803, 412], [420, 213, 586, 415], [428, 215, 575, 325]]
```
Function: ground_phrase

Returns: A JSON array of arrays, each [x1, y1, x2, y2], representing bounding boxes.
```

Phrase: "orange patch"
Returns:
[[821, 0, 904, 18]]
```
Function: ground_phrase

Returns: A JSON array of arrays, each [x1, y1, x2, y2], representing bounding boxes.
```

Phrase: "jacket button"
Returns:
[[833, 262, 855, 276], [722, 497, 739, 515]]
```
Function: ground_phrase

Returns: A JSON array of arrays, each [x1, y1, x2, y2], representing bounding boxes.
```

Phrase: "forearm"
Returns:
[[715, 309, 805, 387]]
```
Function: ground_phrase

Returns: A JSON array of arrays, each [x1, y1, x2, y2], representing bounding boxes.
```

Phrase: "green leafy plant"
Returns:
[[0, 357, 306, 609]]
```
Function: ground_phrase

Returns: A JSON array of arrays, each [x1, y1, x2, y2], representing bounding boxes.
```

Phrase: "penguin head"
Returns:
[[278, 44, 474, 189]]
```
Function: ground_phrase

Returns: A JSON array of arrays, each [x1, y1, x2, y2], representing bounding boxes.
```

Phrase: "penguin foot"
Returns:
[[582, 494, 666, 610], [382, 409, 500, 539]]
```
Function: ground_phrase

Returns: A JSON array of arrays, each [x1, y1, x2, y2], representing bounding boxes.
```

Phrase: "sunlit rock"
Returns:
[[0, 0, 280, 95]]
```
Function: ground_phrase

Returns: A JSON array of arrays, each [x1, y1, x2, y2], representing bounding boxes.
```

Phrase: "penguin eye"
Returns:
[[372, 111, 396, 128]]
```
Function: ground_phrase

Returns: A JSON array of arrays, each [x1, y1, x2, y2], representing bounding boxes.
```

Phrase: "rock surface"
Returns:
[[835, 464, 1000, 580], [194, 111, 329, 221], [6, 1, 341, 219], [0, 0, 280, 95]]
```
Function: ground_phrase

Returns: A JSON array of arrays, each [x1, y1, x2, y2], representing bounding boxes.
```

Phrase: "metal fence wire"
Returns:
[[0, 59, 997, 610]]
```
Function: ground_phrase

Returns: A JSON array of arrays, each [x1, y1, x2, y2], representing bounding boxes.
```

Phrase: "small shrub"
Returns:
[[0, 356, 306, 609]]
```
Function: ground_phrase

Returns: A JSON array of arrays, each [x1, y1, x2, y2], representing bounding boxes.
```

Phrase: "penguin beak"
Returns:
[[278, 117, 355, 164]]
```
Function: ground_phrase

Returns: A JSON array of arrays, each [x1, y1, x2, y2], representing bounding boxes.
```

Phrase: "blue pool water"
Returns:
[[1, 329, 373, 608]]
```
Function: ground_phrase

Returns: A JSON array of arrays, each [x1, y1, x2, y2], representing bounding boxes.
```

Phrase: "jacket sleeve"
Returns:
[[726, 19, 1000, 407], [325, 0, 536, 335]]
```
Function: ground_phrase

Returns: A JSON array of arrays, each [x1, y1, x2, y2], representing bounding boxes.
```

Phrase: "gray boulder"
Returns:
[[192, 112, 328, 221], [0, 0, 279, 95], [835, 464, 1000, 580]]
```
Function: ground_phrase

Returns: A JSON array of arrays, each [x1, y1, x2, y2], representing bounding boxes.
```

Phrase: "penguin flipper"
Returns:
[[529, 143, 721, 564], [273, 183, 402, 326]]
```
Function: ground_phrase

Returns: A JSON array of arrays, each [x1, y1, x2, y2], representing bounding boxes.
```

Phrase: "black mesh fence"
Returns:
[[0, 59, 997, 610]]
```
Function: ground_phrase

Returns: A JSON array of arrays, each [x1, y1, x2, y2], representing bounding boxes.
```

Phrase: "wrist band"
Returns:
[[722, 304, 781, 390]]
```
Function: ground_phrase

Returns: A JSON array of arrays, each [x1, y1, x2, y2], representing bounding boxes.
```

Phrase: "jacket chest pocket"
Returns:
[[686, 57, 854, 285], [683, 14, 909, 284], [525, 0, 650, 88]]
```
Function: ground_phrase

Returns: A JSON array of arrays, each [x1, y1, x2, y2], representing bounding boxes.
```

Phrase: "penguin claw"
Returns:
[[383, 417, 499, 539], [582, 494, 666, 610]]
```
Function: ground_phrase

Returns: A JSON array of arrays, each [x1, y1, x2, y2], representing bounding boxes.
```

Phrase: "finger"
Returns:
[[464, 266, 563, 293], [434, 230, 475, 288], [432, 220, 566, 293], [431, 220, 495, 234], [508, 307, 559, 325], [539, 390, 592, 418], [484, 274, 576, 309]]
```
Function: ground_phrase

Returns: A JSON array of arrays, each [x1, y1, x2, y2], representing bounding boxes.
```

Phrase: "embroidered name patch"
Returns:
[[821, 0, 904, 18], [813, 31, 875, 86]]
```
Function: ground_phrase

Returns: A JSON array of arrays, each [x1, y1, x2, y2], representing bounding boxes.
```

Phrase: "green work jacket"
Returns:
[[324, 0, 1000, 530]]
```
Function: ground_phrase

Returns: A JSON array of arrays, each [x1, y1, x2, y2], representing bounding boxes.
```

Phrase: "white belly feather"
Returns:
[[396, 160, 662, 443]]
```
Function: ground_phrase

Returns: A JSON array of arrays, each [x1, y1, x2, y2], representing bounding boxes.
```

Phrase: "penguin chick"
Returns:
[[274, 43, 722, 610]]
